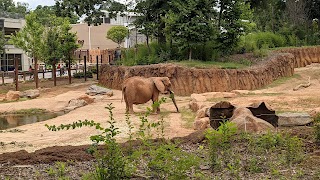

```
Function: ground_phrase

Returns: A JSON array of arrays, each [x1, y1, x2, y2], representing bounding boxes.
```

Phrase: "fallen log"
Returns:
[[293, 76, 311, 91]]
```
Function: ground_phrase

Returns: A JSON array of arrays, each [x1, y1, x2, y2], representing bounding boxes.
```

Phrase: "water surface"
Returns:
[[0, 112, 65, 130]]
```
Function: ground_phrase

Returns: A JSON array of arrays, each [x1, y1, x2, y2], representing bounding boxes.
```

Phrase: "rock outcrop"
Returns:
[[230, 107, 275, 133], [100, 53, 294, 96], [99, 47, 320, 96], [5, 91, 20, 101], [278, 112, 313, 126]]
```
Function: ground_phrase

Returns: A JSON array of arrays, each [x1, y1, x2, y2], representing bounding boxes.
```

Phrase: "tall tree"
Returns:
[[216, 0, 247, 54], [165, 0, 217, 60], [60, 24, 79, 84], [10, 12, 44, 88], [133, 0, 156, 52], [54, 0, 106, 25], [33, 5, 79, 25], [41, 16, 76, 86], [106, 26, 129, 47], [0, 31, 5, 55], [0, 0, 29, 16]]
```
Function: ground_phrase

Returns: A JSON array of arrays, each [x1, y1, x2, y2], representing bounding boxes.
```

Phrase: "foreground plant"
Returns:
[[46, 103, 127, 179]]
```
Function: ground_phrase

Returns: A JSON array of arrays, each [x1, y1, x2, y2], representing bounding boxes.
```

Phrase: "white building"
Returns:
[[0, 16, 30, 72]]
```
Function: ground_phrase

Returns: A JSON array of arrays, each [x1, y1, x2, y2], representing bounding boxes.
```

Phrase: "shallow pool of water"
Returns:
[[0, 112, 65, 130]]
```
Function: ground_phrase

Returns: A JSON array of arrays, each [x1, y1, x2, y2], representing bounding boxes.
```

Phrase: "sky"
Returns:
[[13, 0, 56, 10]]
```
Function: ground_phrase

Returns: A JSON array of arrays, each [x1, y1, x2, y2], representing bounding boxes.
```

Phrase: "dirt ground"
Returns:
[[0, 63, 319, 164]]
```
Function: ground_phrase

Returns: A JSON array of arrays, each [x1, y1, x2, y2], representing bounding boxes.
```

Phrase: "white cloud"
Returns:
[[13, 0, 55, 10]]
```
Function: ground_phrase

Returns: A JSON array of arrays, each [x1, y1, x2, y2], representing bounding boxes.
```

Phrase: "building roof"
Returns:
[[71, 23, 122, 50]]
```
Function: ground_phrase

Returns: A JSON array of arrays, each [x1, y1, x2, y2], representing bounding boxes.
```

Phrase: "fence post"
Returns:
[[84, 53, 87, 81], [96, 55, 99, 80], [1, 71, 4, 85], [14, 57, 19, 91]]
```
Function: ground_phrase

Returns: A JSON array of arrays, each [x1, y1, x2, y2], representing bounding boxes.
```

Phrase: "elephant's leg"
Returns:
[[128, 104, 134, 114], [152, 97, 160, 114]]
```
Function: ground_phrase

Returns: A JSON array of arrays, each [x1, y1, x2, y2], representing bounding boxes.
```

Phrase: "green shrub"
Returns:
[[147, 143, 201, 179], [46, 104, 127, 179], [73, 71, 93, 78], [238, 32, 286, 53], [205, 121, 237, 169]]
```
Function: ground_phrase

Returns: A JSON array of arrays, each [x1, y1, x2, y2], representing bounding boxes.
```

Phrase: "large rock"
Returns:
[[77, 95, 94, 104], [23, 89, 40, 99], [5, 91, 20, 101], [202, 92, 238, 99], [86, 85, 113, 96], [189, 93, 207, 112], [230, 107, 275, 133], [278, 112, 313, 126], [193, 118, 210, 130], [66, 99, 87, 110], [196, 107, 210, 119]]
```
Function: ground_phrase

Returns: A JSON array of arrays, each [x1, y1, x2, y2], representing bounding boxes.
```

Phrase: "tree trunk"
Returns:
[[34, 57, 39, 88], [68, 58, 71, 84], [188, 48, 192, 61], [146, 35, 150, 55], [218, 2, 224, 28], [53, 61, 56, 86]]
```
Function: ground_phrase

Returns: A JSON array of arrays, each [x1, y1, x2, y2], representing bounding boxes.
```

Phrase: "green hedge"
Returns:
[[73, 71, 93, 78]]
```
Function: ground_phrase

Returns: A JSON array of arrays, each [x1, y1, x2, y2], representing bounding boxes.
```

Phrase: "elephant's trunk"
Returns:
[[169, 90, 179, 113]]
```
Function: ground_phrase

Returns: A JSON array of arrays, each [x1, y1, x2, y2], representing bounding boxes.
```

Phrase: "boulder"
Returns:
[[189, 93, 207, 112], [23, 89, 40, 99], [77, 95, 94, 104], [66, 99, 87, 110], [230, 107, 275, 133], [190, 93, 207, 102], [194, 118, 210, 130], [278, 112, 313, 126], [231, 90, 252, 95], [202, 92, 237, 99], [86, 85, 113, 96], [5, 91, 20, 101], [196, 107, 210, 119]]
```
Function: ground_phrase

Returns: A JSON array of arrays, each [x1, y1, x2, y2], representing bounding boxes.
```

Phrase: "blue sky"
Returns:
[[13, 0, 55, 10]]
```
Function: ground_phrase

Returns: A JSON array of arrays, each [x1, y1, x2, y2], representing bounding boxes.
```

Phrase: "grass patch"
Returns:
[[264, 74, 301, 88], [170, 60, 250, 69], [3, 108, 48, 115], [0, 97, 29, 104], [180, 107, 196, 128]]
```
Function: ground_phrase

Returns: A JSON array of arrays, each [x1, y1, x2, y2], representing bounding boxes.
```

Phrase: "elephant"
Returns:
[[122, 76, 179, 114]]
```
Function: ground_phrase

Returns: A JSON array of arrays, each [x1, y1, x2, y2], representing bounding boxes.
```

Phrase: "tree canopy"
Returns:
[[106, 26, 129, 47], [0, 0, 29, 16]]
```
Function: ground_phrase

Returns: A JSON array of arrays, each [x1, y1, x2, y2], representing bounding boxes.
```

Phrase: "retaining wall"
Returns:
[[99, 47, 320, 96]]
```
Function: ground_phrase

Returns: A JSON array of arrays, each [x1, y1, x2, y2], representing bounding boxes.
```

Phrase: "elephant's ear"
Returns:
[[153, 78, 166, 93]]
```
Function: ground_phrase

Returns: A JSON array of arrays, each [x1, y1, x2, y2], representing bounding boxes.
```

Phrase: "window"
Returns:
[[104, 17, 110, 24]]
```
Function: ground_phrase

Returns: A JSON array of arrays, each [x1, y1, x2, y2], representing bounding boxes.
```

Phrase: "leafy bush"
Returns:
[[46, 104, 127, 179], [205, 121, 237, 169], [238, 32, 286, 53], [73, 71, 93, 78], [147, 143, 201, 179]]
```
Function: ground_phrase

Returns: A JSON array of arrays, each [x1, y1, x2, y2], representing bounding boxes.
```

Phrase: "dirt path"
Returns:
[[0, 63, 319, 154]]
